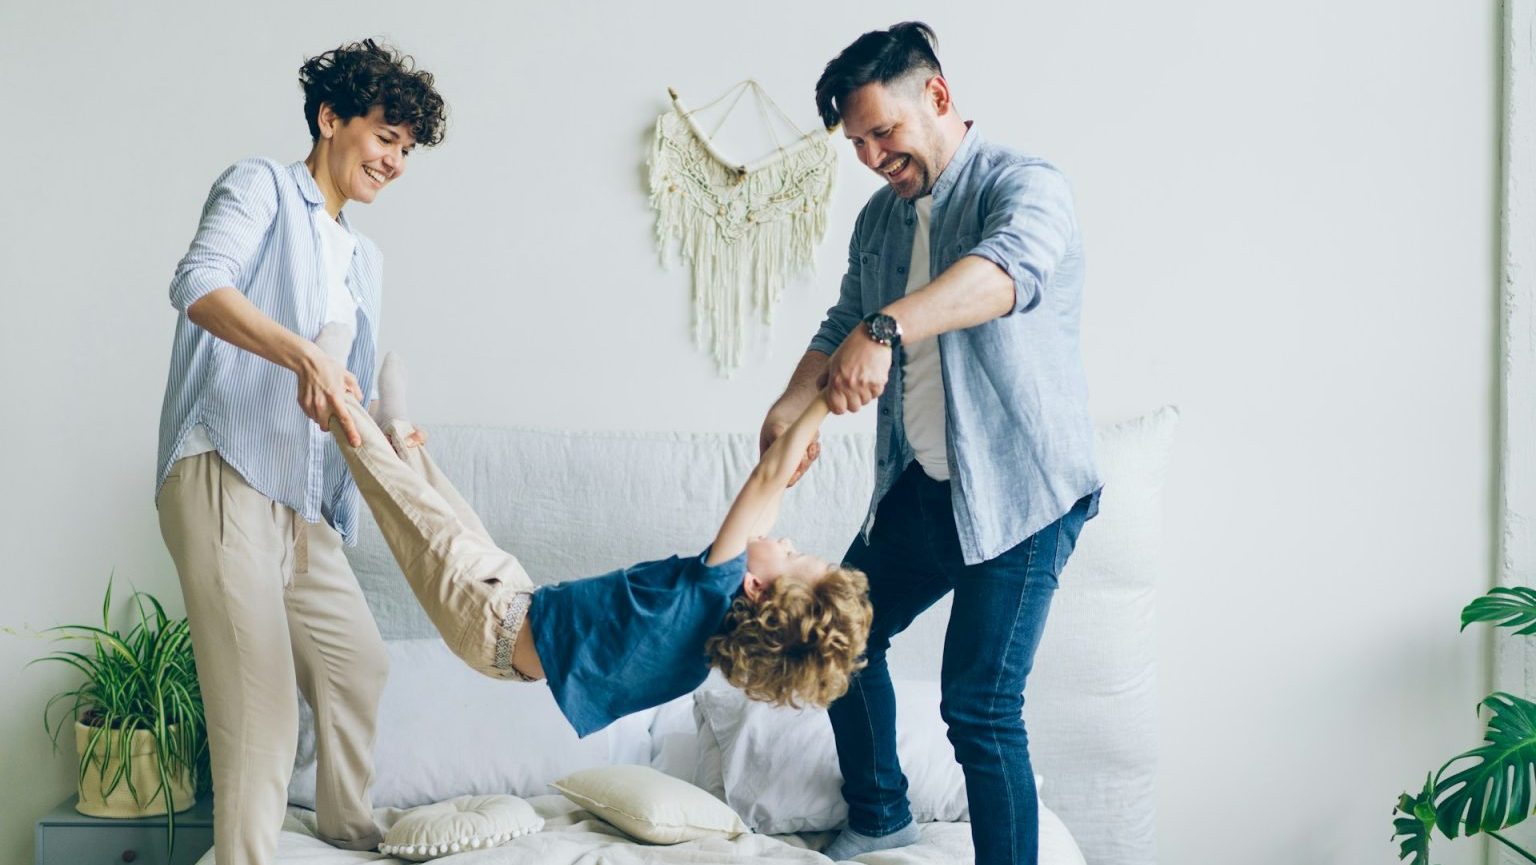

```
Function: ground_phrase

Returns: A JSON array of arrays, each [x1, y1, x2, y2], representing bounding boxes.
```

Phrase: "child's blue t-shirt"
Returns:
[[527, 547, 747, 737]]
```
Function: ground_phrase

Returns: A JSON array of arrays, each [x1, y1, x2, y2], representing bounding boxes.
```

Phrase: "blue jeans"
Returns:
[[829, 463, 1096, 865]]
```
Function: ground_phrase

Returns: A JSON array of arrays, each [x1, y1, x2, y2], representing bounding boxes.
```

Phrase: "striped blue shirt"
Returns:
[[811, 125, 1100, 564], [156, 158, 382, 544]]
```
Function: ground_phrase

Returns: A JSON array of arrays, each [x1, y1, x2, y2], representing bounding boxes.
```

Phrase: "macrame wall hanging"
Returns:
[[649, 80, 837, 375]]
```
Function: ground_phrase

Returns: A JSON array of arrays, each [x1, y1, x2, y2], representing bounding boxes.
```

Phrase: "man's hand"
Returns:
[[296, 347, 363, 446], [822, 327, 892, 415], [759, 413, 821, 488]]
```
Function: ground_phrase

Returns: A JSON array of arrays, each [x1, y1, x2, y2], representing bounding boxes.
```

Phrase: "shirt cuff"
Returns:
[[170, 269, 233, 314], [966, 245, 1042, 315], [808, 332, 846, 356], [964, 239, 1050, 314]]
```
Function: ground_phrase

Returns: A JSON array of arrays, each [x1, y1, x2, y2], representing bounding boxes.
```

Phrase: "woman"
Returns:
[[154, 40, 447, 865]]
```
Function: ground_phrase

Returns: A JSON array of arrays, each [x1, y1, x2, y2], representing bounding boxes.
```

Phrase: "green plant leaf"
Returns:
[[1393, 774, 1439, 864], [1488, 830, 1536, 864], [1463, 587, 1536, 634], [31, 576, 210, 847], [1435, 693, 1536, 837]]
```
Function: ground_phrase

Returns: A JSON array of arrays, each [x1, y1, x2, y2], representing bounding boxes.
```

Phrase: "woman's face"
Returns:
[[313, 103, 415, 210]]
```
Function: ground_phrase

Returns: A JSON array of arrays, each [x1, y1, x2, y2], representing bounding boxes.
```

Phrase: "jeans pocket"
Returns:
[[1053, 518, 1075, 576], [1051, 497, 1093, 575]]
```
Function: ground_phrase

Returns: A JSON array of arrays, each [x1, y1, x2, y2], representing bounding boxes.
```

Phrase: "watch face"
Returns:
[[866, 314, 898, 345]]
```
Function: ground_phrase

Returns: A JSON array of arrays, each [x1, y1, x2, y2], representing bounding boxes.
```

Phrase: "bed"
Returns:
[[197, 407, 1174, 865]]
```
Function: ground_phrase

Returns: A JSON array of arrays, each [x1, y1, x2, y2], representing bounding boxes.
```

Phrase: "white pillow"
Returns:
[[378, 794, 542, 861], [649, 692, 704, 785], [551, 765, 748, 844], [1008, 406, 1173, 865], [289, 638, 657, 808], [692, 680, 976, 834]]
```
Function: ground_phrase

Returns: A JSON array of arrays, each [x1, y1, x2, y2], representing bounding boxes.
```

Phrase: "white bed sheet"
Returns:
[[194, 795, 1084, 865]]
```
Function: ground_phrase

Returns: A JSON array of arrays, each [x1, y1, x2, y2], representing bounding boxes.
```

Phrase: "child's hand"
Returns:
[[787, 435, 821, 487], [386, 425, 428, 457], [760, 417, 821, 487]]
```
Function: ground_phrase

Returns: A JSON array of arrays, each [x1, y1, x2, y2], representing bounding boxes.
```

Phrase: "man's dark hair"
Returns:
[[814, 22, 943, 130], [299, 39, 447, 147]]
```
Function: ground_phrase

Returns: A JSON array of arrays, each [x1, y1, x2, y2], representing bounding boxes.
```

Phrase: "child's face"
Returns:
[[743, 536, 829, 601]]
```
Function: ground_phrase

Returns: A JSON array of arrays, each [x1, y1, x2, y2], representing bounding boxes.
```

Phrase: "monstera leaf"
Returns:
[[1393, 589, 1536, 863], [1393, 775, 1438, 865], [1463, 587, 1536, 635], [1434, 693, 1536, 838]]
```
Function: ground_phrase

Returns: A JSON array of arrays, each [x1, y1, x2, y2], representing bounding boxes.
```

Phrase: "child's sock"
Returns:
[[822, 822, 921, 861], [372, 351, 410, 426], [314, 321, 355, 364], [372, 351, 425, 454]]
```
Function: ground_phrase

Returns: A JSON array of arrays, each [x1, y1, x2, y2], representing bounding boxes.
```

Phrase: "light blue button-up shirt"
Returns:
[[811, 125, 1100, 565], [156, 158, 382, 544]]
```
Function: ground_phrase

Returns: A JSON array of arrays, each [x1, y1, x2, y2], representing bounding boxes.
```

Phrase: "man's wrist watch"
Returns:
[[862, 312, 902, 349]]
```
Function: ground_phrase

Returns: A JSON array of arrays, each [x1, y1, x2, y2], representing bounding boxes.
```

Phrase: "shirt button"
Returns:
[[881, 407, 890, 416], [877, 458, 886, 466], [896, 265, 906, 274], [906, 218, 914, 226]]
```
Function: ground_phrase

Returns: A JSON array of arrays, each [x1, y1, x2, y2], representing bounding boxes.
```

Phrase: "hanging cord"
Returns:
[[668, 79, 828, 180], [751, 81, 786, 153], [706, 81, 752, 139]]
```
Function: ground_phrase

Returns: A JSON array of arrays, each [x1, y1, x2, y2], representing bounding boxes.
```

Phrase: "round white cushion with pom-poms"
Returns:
[[379, 794, 543, 861]]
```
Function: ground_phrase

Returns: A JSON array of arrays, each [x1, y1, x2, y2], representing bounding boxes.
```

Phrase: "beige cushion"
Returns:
[[552, 764, 748, 844], [378, 794, 543, 861]]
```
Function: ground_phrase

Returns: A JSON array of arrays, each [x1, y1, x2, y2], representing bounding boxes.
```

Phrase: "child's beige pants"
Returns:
[[328, 397, 537, 681]]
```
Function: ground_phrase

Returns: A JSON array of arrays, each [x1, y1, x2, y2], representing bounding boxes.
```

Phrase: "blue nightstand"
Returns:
[[35, 796, 214, 865]]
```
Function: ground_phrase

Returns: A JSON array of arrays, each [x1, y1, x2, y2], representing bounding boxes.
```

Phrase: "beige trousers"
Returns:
[[157, 452, 387, 865], [327, 398, 535, 680]]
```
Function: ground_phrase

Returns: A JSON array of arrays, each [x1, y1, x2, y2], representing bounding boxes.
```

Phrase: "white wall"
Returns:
[[0, 1, 1497, 863]]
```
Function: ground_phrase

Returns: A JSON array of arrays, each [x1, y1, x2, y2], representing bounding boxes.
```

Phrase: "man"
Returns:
[[758, 22, 1101, 865], [154, 40, 446, 865]]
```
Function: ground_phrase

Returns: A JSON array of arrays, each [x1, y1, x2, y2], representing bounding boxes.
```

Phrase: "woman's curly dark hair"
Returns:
[[299, 39, 447, 147], [704, 564, 873, 708]]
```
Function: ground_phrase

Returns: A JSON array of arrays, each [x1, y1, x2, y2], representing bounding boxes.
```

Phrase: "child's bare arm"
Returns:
[[706, 395, 831, 566]]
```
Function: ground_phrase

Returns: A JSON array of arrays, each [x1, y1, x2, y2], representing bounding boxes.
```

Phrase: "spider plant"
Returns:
[[32, 576, 209, 848], [1393, 586, 1536, 863]]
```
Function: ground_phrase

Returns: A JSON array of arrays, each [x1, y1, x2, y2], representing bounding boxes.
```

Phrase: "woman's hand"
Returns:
[[296, 346, 363, 446]]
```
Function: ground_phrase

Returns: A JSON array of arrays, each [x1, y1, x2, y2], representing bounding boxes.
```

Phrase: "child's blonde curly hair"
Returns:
[[704, 564, 873, 708]]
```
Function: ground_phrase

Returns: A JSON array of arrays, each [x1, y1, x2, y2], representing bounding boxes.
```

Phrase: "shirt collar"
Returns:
[[928, 121, 981, 205], [287, 160, 327, 208], [289, 160, 354, 230]]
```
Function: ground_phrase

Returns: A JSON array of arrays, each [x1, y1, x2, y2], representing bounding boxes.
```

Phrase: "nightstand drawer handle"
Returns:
[[120, 850, 137, 862]]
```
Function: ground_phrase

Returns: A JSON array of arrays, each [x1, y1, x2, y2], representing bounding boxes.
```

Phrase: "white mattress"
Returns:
[[196, 796, 1088, 865]]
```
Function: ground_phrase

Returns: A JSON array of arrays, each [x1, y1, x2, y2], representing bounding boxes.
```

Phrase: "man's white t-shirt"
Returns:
[[175, 210, 358, 461], [901, 195, 949, 481]]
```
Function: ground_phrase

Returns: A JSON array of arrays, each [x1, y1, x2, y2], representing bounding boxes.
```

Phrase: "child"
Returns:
[[320, 331, 872, 737]]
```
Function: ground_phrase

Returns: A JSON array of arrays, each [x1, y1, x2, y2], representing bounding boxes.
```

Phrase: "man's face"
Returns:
[[839, 78, 945, 200], [320, 103, 416, 206]]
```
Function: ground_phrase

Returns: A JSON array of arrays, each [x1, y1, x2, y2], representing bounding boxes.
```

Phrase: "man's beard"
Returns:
[[893, 158, 933, 199]]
